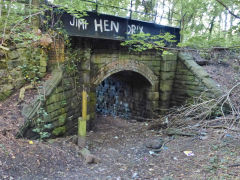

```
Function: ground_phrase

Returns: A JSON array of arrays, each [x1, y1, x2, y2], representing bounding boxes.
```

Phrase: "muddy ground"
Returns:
[[0, 53, 240, 180]]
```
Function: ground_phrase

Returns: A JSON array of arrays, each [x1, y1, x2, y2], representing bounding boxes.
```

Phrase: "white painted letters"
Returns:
[[70, 16, 143, 35], [95, 19, 119, 33], [70, 17, 88, 30], [127, 24, 144, 34], [70, 17, 75, 26], [104, 20, 110, 31], [111, 21, 119, 33], [94, 19, 103, 32]]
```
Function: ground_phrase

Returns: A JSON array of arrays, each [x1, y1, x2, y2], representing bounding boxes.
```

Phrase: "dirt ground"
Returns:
[[0, 54, 240, 180], [0, 92, 240, 180]]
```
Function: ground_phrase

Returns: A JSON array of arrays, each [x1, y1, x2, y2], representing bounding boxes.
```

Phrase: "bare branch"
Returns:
[[215, 0, 240, 19]]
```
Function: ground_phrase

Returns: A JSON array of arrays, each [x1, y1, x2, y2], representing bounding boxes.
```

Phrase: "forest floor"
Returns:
[[0, 54, 240, 180]]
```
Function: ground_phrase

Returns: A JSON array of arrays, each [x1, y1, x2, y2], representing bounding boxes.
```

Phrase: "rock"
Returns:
[[85, 154, 100, 164], [199, 136, 208, 140], [145, 138, 164, 149]]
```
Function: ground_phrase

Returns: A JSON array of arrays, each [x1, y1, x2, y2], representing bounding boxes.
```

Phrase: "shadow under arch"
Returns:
[[92, 60, 158, 119]]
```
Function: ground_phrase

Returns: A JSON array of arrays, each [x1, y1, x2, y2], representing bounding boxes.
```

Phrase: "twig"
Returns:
[[215, 0, 240, 19], [228, 164, 240, 168], [0, 45, 9, 51], [10, 10, 46, 34]]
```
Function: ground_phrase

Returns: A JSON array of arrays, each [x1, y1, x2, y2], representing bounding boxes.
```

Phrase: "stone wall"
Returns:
[[171, 52, 222, 106], [89, 39, 161, 118], [19, 43, 89, 138], [0, 44, 48, 101], [159, 53, 177, 113], [17, 38, 223, 139]]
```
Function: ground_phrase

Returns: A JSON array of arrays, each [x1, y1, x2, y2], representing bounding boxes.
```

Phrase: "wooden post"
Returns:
[[78, 89, 87, 147]]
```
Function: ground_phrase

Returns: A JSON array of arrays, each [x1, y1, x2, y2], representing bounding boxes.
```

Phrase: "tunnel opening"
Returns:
[[96, 70, 152, 120]]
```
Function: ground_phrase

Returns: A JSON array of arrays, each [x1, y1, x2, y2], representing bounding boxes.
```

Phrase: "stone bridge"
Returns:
[[19, 12, 222, 138]]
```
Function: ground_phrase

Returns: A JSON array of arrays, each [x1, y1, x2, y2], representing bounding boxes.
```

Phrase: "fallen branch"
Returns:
[[228, 164, 240, 168], [0, 45, 9, 51], [154, 82, 240, 137], [164, 128, 197, 137], [19, 84, 34, 101]]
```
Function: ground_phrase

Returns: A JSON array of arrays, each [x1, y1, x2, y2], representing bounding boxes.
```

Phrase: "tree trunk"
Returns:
[[209, 16, 216, 38], [160, 0, 165, 24], [32, 0, 40, 29], [0, 0, 2, 18]]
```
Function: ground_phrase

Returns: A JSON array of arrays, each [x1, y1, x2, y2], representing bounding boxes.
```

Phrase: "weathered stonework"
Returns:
[[171, 52, 222, 106], [18, 38, 223, 139], [0, 45, 48, 101]]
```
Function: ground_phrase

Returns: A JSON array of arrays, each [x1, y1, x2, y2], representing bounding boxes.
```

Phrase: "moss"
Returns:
[[233, 65, 240, 72], [0, 60, 7, 69], [0, 90, 12, 101], [52, 126, 66, 136], [58, 113, 67, 126]]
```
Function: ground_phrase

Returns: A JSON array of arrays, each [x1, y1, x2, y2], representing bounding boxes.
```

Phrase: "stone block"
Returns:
[[147, 92, 159, 101], [162, 53, 177, 61], [46, 92, 65, 105], [17, 48, 27, 56], [160, 60, 177, 72], [159, 80, 174, 92], [176, 68, 193, 75], [40, 59, 47, 67], [159, 91, 171, 101], [46, 102, 64, 113], [160, 72, 175, 80], [0, 84, 13, 101], [152, 60, 161, 67], [82, 71, 90, 83], [7, 60, 22, 69], [52, 126, 66, 136], [159, 101, 170, 112], [58, 113, 67, 126], [8, 50, 19, 60], [140, 55, 152, 61], [16, 43, 27, 48], [54, 86, 64, 94], [0, 59, 7, 69], [48, 108, 66, 121], [151, 81, 159, 92], [39, 66, 46, 73], [151, 100, 159, 109], [81, 60, 91, 71], [175, 74, 195, 81], [152, 66, 161, 75]]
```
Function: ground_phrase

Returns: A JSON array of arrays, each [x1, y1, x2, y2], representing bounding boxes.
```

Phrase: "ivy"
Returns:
[[32, 94, 52, 140], [121, 32, 176, 52]]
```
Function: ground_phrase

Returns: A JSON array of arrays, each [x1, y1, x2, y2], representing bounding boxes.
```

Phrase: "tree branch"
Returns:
[[215, 0, 240, 19]]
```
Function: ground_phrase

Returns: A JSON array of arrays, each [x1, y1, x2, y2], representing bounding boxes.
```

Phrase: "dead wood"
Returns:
[[163, 128, 197, 137]]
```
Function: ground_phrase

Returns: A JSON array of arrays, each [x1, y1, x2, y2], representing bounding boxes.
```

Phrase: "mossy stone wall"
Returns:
[[171, 52, 222, 106], [18, 38, 223, 139], [0, 44, 48, 101]]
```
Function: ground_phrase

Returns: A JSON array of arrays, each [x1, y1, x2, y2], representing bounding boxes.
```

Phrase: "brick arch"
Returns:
[[92, 60, 158, 86]]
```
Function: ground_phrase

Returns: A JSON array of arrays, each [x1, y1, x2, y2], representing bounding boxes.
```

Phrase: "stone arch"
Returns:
[[92, 60, 158, 86]]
